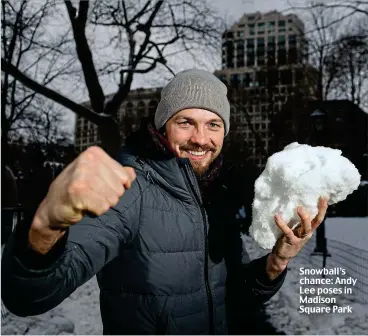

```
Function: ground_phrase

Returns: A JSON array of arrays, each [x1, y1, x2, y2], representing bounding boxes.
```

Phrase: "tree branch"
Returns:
[[2, 58, 109, 125], [64, 0, 105, 113]]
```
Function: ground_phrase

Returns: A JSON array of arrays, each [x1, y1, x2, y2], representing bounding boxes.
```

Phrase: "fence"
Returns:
[[1, 206, 25, 320], [296, 236, 368, 304]]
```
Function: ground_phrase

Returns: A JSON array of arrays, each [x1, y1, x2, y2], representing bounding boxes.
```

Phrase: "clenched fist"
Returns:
[[29, 146, 136, 254]]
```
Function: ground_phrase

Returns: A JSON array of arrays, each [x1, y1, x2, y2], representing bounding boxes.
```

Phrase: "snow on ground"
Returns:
[[1, 277, 102, 335], [325, 217, 368, 251], [243, 230, 368, 335], [2, 218, 368, 335]]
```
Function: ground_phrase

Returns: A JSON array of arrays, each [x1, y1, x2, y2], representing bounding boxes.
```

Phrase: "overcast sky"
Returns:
[[212, 0, 290, 23]]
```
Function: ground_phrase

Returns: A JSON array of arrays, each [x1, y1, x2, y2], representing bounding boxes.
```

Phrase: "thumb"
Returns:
[[123, 167, 136, 187]]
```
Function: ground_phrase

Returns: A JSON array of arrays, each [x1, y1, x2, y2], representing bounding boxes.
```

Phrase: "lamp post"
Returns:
[[310, 109, 331, 263]]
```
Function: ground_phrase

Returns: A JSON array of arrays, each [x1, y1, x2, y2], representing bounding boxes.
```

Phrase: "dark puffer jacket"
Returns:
[[1, 126, 286, 335]]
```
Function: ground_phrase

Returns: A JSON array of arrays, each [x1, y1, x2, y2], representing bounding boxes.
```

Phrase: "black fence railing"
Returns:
[[1, 206, 25, 320], [295, 236, 368, 304], [1, 206, 24, 245]]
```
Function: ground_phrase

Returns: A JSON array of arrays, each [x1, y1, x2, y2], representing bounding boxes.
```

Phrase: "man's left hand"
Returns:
[[265, 197, 328, 280]]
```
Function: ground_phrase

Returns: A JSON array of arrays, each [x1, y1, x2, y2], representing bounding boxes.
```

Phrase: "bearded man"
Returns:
[[2, 69, 328, 334]]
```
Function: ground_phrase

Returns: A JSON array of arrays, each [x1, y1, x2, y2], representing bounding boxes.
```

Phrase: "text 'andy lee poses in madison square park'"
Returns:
[[2, 69, 328, 334]]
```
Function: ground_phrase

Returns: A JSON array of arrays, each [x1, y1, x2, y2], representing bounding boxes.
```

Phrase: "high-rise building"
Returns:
[[75, 88, 161, 153], [215, 10, 313, 168]]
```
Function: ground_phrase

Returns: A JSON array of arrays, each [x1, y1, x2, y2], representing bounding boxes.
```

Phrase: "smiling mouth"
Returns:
[[184, 150, 211, 160], [188, 150, 207, 156]]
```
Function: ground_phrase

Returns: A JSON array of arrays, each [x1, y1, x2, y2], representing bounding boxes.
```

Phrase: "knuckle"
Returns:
[[100, 202, 111, 215], [108, 194, 119, 206], [68, 180, 88, 196], [87, 145, 104, 156], [75, 161, 89, 175], [117, 186, 125, 197], [82, 146, 104, 161], [302, 213, 310, 221]]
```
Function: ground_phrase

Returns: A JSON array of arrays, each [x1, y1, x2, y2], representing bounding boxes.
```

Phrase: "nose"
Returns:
[[190, 127, 209, 146]]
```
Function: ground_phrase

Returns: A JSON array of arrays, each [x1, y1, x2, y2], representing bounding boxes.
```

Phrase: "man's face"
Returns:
[[165, 109, 225, 177]]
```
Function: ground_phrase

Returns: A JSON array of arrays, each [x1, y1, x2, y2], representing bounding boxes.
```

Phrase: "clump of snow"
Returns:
[[249, 142, 361, 249]]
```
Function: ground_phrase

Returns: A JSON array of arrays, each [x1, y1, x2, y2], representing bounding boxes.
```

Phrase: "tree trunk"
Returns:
[[98, 119, 122, 158]]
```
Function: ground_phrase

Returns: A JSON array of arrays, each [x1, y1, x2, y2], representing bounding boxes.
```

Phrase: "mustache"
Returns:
[[180, 143, 216, 152]]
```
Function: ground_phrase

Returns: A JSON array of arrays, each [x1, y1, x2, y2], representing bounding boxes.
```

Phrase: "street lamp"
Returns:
[[310, 109, 331, 264]]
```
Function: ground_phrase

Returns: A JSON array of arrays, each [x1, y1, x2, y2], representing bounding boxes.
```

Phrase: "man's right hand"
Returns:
[[29, 146, 136, 254]]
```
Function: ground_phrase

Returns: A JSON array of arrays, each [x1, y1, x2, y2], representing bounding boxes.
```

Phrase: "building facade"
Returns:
[[75, 88, 161, 153], [215, 10, 312, 168]]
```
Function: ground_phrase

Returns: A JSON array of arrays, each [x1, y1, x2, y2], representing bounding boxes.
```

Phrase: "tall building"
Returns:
[[75, 88, 161, 153], [215, 10, 312, 168]]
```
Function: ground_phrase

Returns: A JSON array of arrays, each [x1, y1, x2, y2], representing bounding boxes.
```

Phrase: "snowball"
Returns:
[[249, 142, 361, 249]]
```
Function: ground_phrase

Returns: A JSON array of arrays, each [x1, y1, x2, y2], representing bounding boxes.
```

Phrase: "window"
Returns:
[[278, 50, 287, 65], [248, 16, 255, 20], [279, 20, 285, 27], [247, 38, 255, 47], [137, 101, 146, 118], [230, 74, 240, 88], [148, 100, 158, 116], [237, 31, 244, 37], [258, 57, 265, 66], [242, 73, 253, 87], [256, 71, 266, 86], [289, 35, 297, 45], [288, 47, 298, 64], [267, 21, 275, 29], [236, 41, 244, 49], [268, 36, 275, 43], [258, 22, 265, 33], [278, 35, 285, 42], [247, 53, 255, 66], [124, 102, 135, 136]]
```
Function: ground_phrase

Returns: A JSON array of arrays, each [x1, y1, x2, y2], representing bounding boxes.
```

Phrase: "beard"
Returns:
[[190, 155, 217, 177], [179, 142, 219, 178]]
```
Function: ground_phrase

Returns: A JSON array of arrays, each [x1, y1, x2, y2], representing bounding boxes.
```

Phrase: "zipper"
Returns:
[[179, 159, 215, 335]]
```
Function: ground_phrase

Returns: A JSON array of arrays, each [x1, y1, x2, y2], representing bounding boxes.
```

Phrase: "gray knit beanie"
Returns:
[[154, 69, 230, 135]]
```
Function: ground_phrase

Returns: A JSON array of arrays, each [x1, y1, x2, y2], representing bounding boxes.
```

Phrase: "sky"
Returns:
[[212, 0, 290, 24]]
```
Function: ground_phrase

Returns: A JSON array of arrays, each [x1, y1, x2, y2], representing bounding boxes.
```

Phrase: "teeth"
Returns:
[[188, 151, 206, 156]]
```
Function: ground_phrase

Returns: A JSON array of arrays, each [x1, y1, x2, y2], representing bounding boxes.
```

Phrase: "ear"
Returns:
[[159, 125, 167, 136]]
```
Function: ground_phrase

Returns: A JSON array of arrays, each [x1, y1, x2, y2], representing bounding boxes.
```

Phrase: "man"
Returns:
[[2, 69, 327, 334]]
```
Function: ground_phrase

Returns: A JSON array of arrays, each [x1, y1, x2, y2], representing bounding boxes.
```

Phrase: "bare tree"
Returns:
[[325, 19, 368, 108], [1, 0, 74, 155], [288, 0, 368, 107], [289, 0, 368, 29], [2, 0, 224, 156]]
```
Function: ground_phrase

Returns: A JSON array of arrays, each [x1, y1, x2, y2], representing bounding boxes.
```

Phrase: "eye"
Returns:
[[209, 122, 221, 128], [178, 120, 191, 127]]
